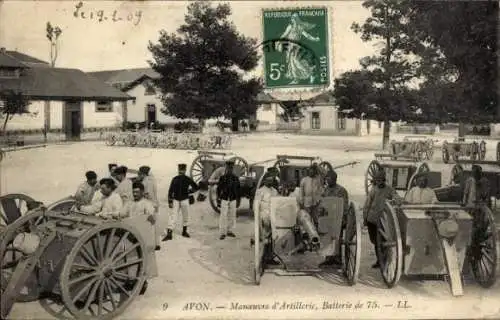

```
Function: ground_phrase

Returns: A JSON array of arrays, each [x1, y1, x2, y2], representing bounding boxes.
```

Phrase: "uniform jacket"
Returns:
[[363, 185, 401, 224], [116, 178, 133, 203], [217, 173, 241, 201], [298, 176, 324, 208], [122, 198, 155, 218], [168, 175, 199, 201], [75, 182, 99, 205], [463, 176, 490, 206], [143, 175, 159, 207], [323, 184, 349, 213], [80, 191, 123, 219]]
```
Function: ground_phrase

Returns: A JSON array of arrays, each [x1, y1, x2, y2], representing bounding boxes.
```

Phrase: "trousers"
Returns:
[[168, 199, 189, 230], [219, 199, 236, 234]]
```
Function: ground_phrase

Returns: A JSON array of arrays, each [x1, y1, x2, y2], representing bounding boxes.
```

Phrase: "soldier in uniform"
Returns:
[[137, 166, 160, 249], [297, 163, 324, 229], [363, 170, 403, 268], [217, 160, 241, 240], [463, 165, 490, 207], [319, 171, 349, 267], [108, 163, 119, 183], [405, 173, 438, 204], [77, 178, 123, 219], [165, 164, 199, 241], [253, 176, 280, 265], [114, 166, 133, 203], [74, 171, 99, 205]]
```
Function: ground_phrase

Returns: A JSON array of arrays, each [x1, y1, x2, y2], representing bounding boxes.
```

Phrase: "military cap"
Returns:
[[114, 166, 127, 175], [139, 166, 151, 175], [178, 163, 187, 170]]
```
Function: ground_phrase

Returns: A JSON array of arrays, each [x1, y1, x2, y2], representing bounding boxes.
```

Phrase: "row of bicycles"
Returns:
[[104, 130, 232, 150]]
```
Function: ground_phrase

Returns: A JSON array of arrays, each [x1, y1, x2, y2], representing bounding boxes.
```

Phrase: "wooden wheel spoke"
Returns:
[[109, 231, 130, 260], [98, 281, 105, 316], [108, 276, 131, 297], [71, 277, 99, 303], [480, 249, 495, 266], [71, 263, 96, 271], [104, 228, 117, 258], [113, 258, 142, 270], [92, 233, 104, 261], [79, 245, 99, 267], [112, 271, 138, 281], [112, 243, 140, 264], [103, 279, 117, 310], [83, 278, 101, 311], [69, 271, 99, 286]]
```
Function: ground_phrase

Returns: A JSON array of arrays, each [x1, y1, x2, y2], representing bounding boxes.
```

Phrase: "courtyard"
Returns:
[[2, 132, 500, 319]]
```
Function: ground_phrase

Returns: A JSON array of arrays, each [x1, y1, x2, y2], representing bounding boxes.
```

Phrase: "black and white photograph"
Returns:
[[0, 0, 498, 319]]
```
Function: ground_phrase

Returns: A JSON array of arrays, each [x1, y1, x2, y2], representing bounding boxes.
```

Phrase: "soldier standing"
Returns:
[[114, 166, 133, 204], [297, 164, 324, 229], [138, 166, 160, 250], [217, 160, 241, 240], [164, 164, 199, 241]]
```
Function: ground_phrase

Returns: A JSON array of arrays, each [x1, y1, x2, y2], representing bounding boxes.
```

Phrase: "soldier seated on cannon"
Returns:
[[319, 171, 349, 268], [363, 170, 403, 268], [463, 165, 491, 208], [74, 170, 100, 205], [75, 178, 123, 219], [297, 164, 324, 230], [253, 176, 280, 265], [404, 173, 438, 204]]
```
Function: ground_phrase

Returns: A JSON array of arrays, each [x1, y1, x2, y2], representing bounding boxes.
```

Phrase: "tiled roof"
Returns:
[[88, 68, 160, 84], [0, 67, 132, 101], [0, 51, 26, 68], [5, 51, 49, 65]]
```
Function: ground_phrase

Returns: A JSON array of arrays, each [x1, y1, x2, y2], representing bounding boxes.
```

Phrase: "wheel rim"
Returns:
[[0, 209, 51, 302], [60, 224, 147, 319], [469, 206, 497, 288], [376, 202, 403, 288], [228, 156, 249, 177], [0, 194, 37, 227], [189, 155, 209, 184], [46, 198, 76, 212], [208, 186, 220, 214], [342, 203, 361, 286], [365, 160, 382, 196]]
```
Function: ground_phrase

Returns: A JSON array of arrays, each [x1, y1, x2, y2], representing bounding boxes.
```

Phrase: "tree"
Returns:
[[46, 22, 63, 67], [334, 0, 419, 149], [0, 90, 32, 134], [148, 1, 262, 131]]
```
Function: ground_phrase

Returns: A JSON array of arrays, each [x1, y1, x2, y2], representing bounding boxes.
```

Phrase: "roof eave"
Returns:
[[22, 95, 135, 102]]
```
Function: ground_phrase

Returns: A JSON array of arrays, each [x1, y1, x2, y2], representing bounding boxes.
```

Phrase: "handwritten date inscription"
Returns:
[[74, 2, 142, 26]]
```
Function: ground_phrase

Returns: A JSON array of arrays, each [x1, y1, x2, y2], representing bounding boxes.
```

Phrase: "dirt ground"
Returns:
[[2, 132, 500, 320]]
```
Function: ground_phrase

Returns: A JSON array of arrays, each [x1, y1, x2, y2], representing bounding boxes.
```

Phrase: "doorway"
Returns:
[[146, 104, 157, 125], [64, 101, 82, 140]]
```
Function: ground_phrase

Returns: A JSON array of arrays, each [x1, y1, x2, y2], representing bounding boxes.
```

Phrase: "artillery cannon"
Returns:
[[1, 197, 158, 319], [376, 201, 497, 296], [389, 136, 436, 161], [365, 159, 441, 196], [441, 139, 486, 164], [1, 194, 42, 233]]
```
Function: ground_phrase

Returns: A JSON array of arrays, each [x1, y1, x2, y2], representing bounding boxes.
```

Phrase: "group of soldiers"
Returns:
[[73, 158, 492, 273]]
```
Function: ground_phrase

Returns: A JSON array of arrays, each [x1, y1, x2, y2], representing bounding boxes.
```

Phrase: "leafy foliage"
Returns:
[[46, 21, 62, 67], [0, 90, 32, 134], [148, 1, 262, 129]]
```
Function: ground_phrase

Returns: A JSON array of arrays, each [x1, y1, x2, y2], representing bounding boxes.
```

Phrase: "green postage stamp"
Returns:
[[262, 7, 330, 89]]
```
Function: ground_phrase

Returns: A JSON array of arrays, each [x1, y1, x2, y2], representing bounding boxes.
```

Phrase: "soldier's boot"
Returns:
[[182, 226, 190, 238], [162, 229, 173, 241]]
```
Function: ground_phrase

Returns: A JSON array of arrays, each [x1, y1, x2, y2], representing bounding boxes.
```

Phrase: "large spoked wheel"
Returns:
[[449, 164, 464, 185], [228, 156, 249, 177], [60, 223, 147, 320], [0, 193, 37, 227], [0, 209, 52, 304], [470, 142, 479, 161], [479, 140, 487, 161], [406, 162, 429, 194], [105, 135, 117, 146], [208, 185, 220, 214], [468, 205, 497, 288], [46, 197, 76, 212], [365, 160, 383, 196], [341, 202, 361, 286], [376, 201, 403, 288], [442, 141, 450, 164], [189, 154, 211, 185], [252, 207, 263, 285]]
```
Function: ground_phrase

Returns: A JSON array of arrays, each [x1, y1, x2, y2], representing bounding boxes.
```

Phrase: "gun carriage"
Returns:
[[365, 159, 441, 196], [441, 139, 486, 164], [1, 197, 158, 319], [252, 195, 362, 286], [389, 136, 436, 161], [376, 201, 497, 296]]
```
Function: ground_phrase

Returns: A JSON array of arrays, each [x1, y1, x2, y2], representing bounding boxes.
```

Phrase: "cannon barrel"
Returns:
[[297, 210, 320, 247]]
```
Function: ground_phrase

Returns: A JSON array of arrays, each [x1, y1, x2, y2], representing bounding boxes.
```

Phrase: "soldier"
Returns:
[[463, 165, 490, 207], [363, 170, 403, 268], [253, 176, 280, 265], [138, 166, 160, 249], [77, 178, 123, 219], [164, 163, 199, 241], [122, 182, 156, 219], [74, 171, 99, 205], [108, 163, 119, 183], [297, 163, 324, 229], [217, 160, 241, 240], [405, 173, 438, 204], [319, 171, 349, 267], [114, 166, 133, 203]]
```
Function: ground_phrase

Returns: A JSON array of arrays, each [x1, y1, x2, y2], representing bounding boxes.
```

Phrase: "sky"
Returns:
[[0, 0, 376, 94]]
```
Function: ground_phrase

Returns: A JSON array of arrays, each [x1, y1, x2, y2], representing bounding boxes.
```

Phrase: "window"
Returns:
[[311, 112, 320, 130], [0, 68, 19, 78], [144, 80, 156, 96], [95, 101, 113, 112], [338, 114, 346, 130]]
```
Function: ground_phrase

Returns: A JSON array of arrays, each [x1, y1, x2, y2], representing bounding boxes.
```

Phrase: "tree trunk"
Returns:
[[382, 119, 391, 150], [2, 115, 9, 136], [458, 122, 466, 142], [231, 117, 239, 132]]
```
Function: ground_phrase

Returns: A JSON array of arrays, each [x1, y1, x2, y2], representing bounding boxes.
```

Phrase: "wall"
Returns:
[[301, 105, 339, 132], [3, 100, 64, 131], [82, 101, 123, 128], [256, 103, 282, 125]]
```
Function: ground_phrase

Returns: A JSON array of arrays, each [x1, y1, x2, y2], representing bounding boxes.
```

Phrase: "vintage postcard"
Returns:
[[0, 0, 498, 319]]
